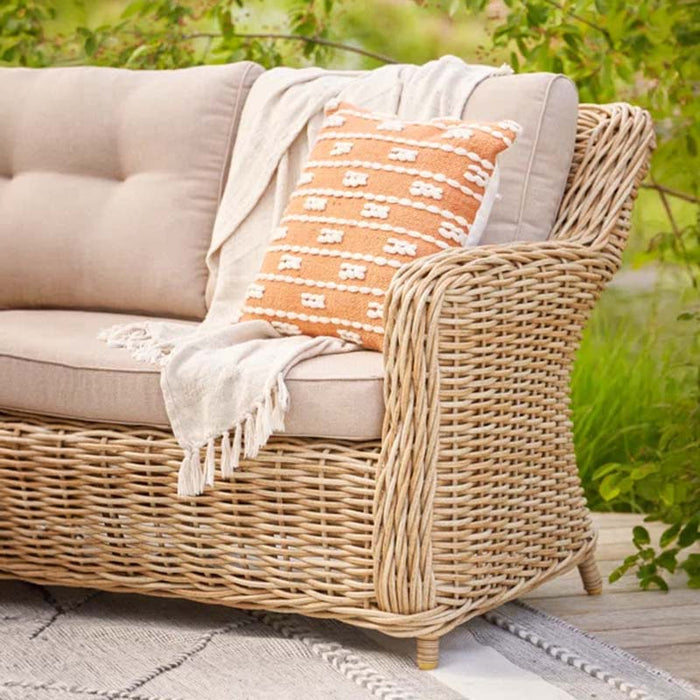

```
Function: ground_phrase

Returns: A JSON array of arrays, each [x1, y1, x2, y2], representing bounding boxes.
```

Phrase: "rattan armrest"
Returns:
[[373, 239, 615, 618]]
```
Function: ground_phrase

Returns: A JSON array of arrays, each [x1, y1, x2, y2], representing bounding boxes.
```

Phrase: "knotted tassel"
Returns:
[[177, 375, 291, 498], [255, 398, 271, 447], [231, 423, 242, 471], [190, 446, 203, 495], [243, 413, 256, 459], [177, 449, 201, 498], [272, 375, 289, 432], [221, 431, 233, 479], [204, 438, 216, 488]]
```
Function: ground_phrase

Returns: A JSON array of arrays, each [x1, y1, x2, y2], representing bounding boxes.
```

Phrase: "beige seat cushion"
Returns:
[[0, 63, 263, 319], [0, 310, 384, 440], [464, 72, 578, 245]]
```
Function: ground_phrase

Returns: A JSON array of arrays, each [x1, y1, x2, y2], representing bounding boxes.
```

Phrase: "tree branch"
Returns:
[[652, 177, 697, 288], [641, 182, 699, 205], [184, 31, 397, 64], [540, 0, 613, 44]]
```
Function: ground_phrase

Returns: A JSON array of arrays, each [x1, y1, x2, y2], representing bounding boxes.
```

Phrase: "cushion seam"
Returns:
[[0, 352, 383, 382], [0, 352, 159, 374], [512, 74, 559, 242]]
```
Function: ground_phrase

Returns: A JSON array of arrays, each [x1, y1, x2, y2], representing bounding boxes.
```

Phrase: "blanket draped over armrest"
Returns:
[[100, 56, 511, 497]]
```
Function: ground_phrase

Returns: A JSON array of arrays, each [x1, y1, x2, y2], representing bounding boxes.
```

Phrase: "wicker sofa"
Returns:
[[0, 63, 654, 670]]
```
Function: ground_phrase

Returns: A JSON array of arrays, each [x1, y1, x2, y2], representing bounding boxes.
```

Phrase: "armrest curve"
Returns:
[[372, 240, 615, 617]]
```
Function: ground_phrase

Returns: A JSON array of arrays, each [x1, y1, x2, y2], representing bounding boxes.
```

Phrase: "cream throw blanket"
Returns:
[[101, 56, 511, 497]]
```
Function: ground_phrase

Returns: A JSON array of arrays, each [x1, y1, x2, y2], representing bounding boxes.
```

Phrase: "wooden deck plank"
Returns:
[[528, 589, 700, 614], [525, 512, 700, 688], [588, 513, 656, 528], [621, 644, 700, 686], [531, 603, 700, 631], [597, 624, 700, 648], [524, 560, 691, 598]]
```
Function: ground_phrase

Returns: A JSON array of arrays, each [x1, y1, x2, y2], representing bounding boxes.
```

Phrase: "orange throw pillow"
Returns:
[[240, 101, 519, 351]]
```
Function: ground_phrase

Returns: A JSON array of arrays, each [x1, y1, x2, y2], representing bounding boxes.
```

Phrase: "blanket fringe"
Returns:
[[98, 323, 173, 367], [177, 374, 290, 497], [494, 62, 514, 77]]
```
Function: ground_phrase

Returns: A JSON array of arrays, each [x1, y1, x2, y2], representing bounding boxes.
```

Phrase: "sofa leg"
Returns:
[[578, 551, 603, 595], [416, 637, 439, 670]]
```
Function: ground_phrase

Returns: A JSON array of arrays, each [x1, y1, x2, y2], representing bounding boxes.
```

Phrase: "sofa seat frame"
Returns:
[[0, 104, 655, 669]]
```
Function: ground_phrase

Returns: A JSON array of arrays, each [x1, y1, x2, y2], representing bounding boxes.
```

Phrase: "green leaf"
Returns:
[[609, 567, 625, 583], [660, 483, 675, 507], [599, 473, 622, 501], [633, 526, 651, 546], [637, 562, 657, 578], [125, 44, 149, 65], [660, 523, 681, 547], [526, 3, 548, 27], [617, 476, 634, 495], [562, 32, 579, 50], [121, 0, 150, 19], [681, 554, 700, 576], [643, 575, 669, 592], [640, 547, 656, 561], [84, 33, 96, 57], [630, 463, 659, 480], [656, 549, 678, 573], [509, 51, 520, 72], [218, 8, 234, 40], [679, 520, 699, 548], [593, 462, 622, 480]]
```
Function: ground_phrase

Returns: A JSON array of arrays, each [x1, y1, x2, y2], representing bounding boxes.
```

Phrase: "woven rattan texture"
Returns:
[[0, 104, 655, 641]]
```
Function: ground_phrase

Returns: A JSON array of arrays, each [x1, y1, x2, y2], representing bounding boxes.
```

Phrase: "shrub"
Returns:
[[573, 288, 699, 588]]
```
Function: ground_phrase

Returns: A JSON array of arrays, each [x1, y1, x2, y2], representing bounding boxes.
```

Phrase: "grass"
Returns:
[[572, 281, 698, 512]]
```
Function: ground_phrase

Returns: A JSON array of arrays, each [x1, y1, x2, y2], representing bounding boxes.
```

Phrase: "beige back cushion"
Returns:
[[0, 62, 263, 319], [464, 72, 578, 245]]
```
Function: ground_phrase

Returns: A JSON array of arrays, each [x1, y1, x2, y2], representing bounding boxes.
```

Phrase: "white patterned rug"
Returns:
[[0, 581, 696, 700]]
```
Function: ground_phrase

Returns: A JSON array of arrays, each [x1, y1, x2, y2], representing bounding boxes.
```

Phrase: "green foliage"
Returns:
[[0, 0, 698, 589], [0, 1, 57, 66], [573, 289, 700, 589], [0, 0, 346, 70], [608, 519, 700, 591], [470, 0, 700, 275]]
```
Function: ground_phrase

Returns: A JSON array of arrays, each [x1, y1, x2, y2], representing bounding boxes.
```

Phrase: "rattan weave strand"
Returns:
[[0, 103, 655, 668]]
